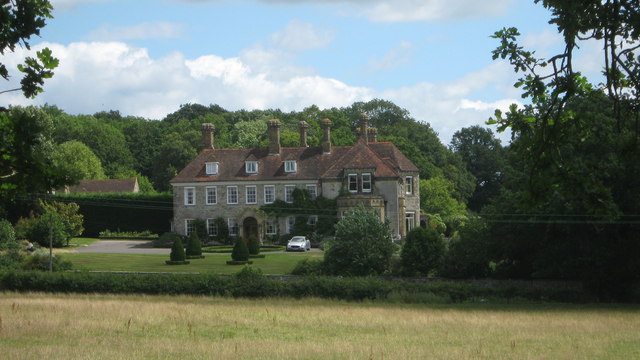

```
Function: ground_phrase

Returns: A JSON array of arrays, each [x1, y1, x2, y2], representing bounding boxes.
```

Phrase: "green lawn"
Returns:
[[63, 252, 321, 274], [66, 237, 100, 247]]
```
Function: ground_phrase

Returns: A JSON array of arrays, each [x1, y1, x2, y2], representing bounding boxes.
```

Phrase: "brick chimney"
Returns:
[[268, 119, 281, 155], [359, 113, 369, 144], [201, 123, 215, 149], [299, 121, 309, 147], [367, 127, 378, 142], [321, 118, 332, 154]]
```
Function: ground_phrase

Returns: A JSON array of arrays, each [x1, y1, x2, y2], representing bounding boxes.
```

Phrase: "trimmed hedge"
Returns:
[[0, 271, 595, 303], [50, 193, 173, 237]]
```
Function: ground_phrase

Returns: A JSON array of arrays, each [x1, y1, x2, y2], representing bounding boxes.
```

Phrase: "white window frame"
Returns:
[[266, 218, 277, 235], [286, 216, 295, 234], [246, 185, 257, 204], [228, 218, 238, 236], [285, 185, 295, 203], [405, 212, 415, 233], [185, 219, 195, 236], [284, 160, 297, 173], [348, 173, 358, 193], [206, 186, 217, 205], [245, 161, 258, 174], [306, 184, 317, 200], [362, 173, 372, 193], [206, 218, 217, 237], [405, 176, 413, 195], [264, 185, 275, 204], [205, 162, 219, 175], [184, 187, 195, 206], [227, 186, 238, 204]]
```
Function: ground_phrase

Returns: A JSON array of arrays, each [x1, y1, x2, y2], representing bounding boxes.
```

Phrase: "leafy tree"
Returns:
[[28, 211, 69, 248], [233, 119, 267, 148], [151, 132, 197, 191], [39, 200, 84, 244], [0, 0, 58, 98], [419, 176, 465, 217], [440, 220, 491, 279], [231, 236, 249, 262], [400, 227, 445, 276], [52, 140, 106, 182], [323, 205, 395, 276], [185, 232, 202, 257], [450, 126, 504, 212], [0, 218, 18, 250]]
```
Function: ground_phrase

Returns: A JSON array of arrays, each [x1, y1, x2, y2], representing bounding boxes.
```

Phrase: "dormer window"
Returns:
[[205, 162, 218, 175], [245, 161, 258, 174], [284, 160, 297, 173], [362, 173, 372, 193]]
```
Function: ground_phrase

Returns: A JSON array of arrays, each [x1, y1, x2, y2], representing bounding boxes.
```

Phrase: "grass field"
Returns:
[[62, 252, 321, 274], [0, 292, 638, 359]]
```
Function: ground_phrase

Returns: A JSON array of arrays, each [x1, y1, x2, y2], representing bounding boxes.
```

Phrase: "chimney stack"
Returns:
[[367, 127, 378, 143], [201, 123, 215, 149], [359, 113, 369, 144], [268, 119, 281, 155], [299, 121, 309, 147], [321, 118, 332, 154]]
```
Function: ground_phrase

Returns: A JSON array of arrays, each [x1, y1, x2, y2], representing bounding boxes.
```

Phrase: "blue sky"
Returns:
[[4, 0, 602, 144]]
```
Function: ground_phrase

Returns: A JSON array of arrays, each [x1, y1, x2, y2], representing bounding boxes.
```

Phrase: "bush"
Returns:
[[323, 206, 395, 276], [185, 232, 203, 258], [400, 227, 445, 276], [29, 212, 70, 248], [22, 249, 73, 271], [0, 219, 18, 250], [154, 232, 181, 248], [14, 216, 38, 240], [0, 249, 25, 270], [192, 219, 207, 241], [290, 258, 325, 276], [439, 220, 491, 278], [231, 237, 249, 262], [213, 217, 229, 244], [247, 235, 260, 255]]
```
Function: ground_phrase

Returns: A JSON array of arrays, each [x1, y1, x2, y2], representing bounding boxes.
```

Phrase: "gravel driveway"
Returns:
[[74, 240, 170, 255]]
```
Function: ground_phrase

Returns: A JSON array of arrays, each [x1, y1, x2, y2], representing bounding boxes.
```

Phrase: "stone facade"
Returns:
[[171, 117, 421, 241]]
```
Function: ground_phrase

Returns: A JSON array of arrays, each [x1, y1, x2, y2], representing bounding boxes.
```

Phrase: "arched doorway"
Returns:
[[243, 217, 259, 241]]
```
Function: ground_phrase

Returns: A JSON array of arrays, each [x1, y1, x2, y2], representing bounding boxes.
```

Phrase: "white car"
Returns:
[[286, 236, 311, 252]]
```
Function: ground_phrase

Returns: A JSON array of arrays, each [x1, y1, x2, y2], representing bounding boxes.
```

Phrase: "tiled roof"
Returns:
[[64, 177, 139, 194], [171, 140, 418, 184]]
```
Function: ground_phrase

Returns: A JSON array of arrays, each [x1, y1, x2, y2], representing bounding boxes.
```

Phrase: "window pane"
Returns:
[[206, 186, 217, 205], [227, 186, 238, 204], [362, 173, 372, 192], [348, 174, 358, 192], [246, 186, 257, 204], [285, 185, 295, 203], [264, 185, 275, 203]]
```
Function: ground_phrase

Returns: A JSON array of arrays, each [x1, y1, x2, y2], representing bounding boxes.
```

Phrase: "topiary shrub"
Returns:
[[400, 227, 445, 276], [227, 236, 251, 265], [166, 237, 189, 265], [247, 235, 260, 255], [185, 232, 204, 259]]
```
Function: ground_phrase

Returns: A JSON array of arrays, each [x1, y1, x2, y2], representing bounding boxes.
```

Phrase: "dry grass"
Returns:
[[0, 292, 638, 359]]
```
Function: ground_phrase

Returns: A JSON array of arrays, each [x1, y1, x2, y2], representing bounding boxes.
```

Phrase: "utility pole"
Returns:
[[49, 223, 53, 272]]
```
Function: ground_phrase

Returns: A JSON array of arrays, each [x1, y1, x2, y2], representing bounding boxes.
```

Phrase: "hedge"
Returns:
[[50, 193, 173, 237], [0, 271, 596, 303]]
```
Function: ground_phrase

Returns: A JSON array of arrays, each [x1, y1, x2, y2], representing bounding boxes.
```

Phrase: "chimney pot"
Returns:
[[201, 123, 215, 149], [359, 113, 369, 144], [367, 127, 378, 143], [299, 121, 309, 147], [268, 119, 281, 155], [321, 118, 332, 154]]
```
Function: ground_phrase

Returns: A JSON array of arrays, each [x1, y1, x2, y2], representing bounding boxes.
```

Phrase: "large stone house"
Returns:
[[170, 115, 420, 241]]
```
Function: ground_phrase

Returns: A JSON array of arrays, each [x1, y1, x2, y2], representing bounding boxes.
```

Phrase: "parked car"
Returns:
[[286, 236, 311, 252]]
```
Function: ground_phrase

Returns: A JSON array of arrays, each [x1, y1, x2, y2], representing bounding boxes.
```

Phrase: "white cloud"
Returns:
[[51, 0, 107, 10], [270, 20, 335, 51], [87, 22, 186, 41]]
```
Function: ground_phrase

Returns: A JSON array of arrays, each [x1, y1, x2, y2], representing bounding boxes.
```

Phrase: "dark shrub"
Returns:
[[0, 219, 18, 250], [247, 235, 260, 255], [290, 258, 325, 276], [231, 236, 249, 262], [22, 249, 73, 271], [167, 237, 189, 264], [192, 219, 207, 241], [400, 227, 445, 276], [213, 217, 229, 244], [154, 232, 181, 248], [440, 220, 491, 278]]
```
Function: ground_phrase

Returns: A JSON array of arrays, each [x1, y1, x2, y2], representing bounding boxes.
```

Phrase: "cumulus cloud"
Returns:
[[86, 22, 186, 41]]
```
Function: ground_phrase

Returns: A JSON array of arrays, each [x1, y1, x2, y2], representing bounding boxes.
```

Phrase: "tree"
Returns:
[[213, 217, 229, 244], [419, 176, 466, 217], [39, 200, 84, 245], [28, 211, 69, 248], [1, 0, 58, 98], [151, 132, 197, 191], [400, 227, 445, 276], [0, 218, 18, 250], [323, 206, 395, 276], [440, 220, 491, 279], [450, 126, 505, 212], [51, 140, 106, 182]]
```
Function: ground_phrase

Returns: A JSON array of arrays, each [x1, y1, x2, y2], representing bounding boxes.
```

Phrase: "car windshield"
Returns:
[[290, 237, 305, 242]]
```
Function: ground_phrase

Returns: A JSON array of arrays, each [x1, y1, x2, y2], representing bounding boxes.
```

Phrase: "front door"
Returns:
[[243, 217, 259, 241]]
